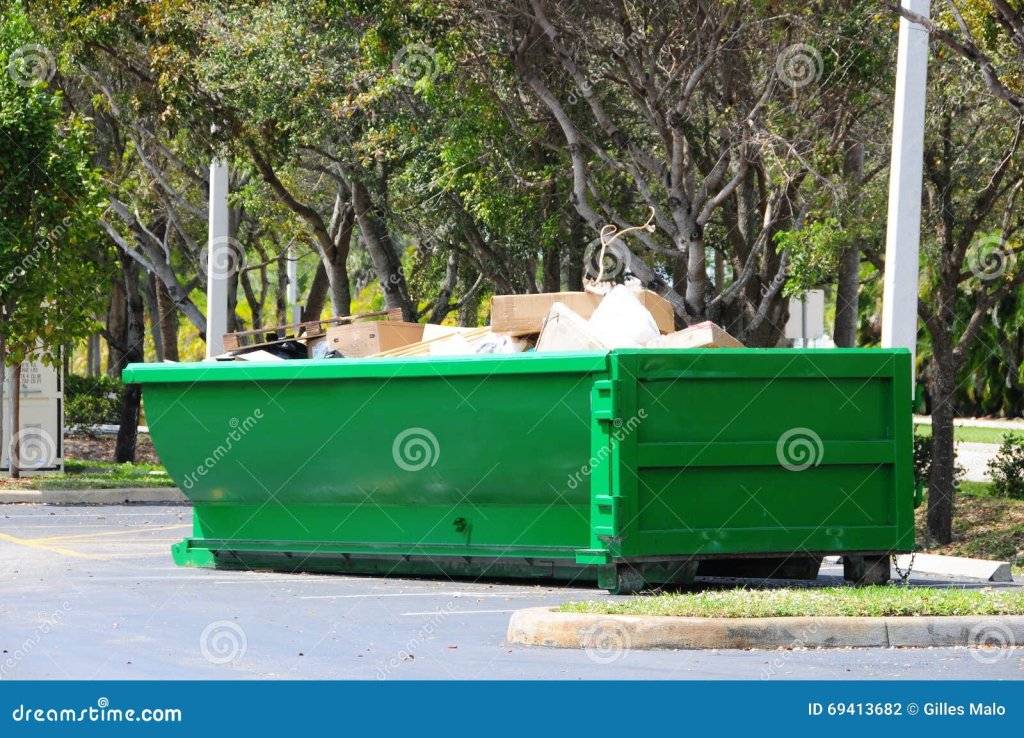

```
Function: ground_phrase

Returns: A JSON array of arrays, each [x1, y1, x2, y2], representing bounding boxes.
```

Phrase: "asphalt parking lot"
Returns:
[[1, 504, 1021, 680]]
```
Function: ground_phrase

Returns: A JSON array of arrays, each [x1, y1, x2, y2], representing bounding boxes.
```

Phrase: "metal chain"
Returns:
[[892, 552, 915, 584]]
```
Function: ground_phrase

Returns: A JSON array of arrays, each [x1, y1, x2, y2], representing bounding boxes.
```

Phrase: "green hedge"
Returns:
[[64, 375, 125, 428]]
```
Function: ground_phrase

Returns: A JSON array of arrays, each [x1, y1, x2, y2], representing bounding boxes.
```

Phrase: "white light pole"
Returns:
[[287, 245, 301, 325], [882, 0, 930, 380], [205, 156, 230, 359]]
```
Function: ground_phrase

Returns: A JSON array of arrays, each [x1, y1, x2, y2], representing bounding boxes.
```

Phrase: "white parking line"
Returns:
[[0, 511, 187, 519], [401, 609, 516, 616]]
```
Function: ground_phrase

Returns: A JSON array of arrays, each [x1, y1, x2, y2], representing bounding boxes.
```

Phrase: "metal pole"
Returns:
[[205, 157, 230, 359], [287, 246, 300, 325], [882, 0, 930, 376]]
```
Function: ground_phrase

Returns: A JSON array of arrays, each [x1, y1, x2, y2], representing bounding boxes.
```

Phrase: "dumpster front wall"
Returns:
[[601, 350, 915, 559]]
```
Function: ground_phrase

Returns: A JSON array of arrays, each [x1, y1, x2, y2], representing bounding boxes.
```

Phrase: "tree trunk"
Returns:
[[349, 178, 415, 320], [834, 138, 864, 348], [155, 279, 179, 362], [458, 268, 482, 326], [542, 242, 561, 293], [325, 257, 351, 318], [143, 274, 164, 362], [925, 353, 957, 545], [0, 333, 5, 475], [684, 235, 708, 318], [833, 242, 860, 347], [326, 204, 354, 317], [227, 257, 241, 332], [10, 362, 21, 479], [276, 251, 289, 329], [106, 276, 126, 377], [87, 334, 101, 376], [114, 254, 145, 463], [564, 211, 585, 291], [302, 262, 328, 323]]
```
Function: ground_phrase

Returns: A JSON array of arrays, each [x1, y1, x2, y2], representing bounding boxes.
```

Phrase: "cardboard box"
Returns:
[[491, 290, 674, 335], [535, 303, 609, 352], [326, 321, 424, 357], [648, 321, 744, 349]]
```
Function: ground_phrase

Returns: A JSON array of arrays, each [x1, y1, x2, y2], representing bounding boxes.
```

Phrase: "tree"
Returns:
[[464, 0, 888, 345], [0, 2, 109, 476], [892, 0, 1024, 543]]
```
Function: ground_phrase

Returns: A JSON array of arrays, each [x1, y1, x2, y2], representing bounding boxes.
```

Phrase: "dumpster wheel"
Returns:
[[607, 564, 646, 595], [843, 554, 891, 585]]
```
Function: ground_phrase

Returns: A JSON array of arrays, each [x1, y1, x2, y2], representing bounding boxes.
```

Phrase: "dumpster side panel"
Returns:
[[609, 349, 914, 558], [132, 354, 608, 562]]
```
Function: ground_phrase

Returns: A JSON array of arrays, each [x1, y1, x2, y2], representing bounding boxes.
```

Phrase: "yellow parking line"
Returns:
[[0, 532, 105, 559], [32, 523, 191, 544]]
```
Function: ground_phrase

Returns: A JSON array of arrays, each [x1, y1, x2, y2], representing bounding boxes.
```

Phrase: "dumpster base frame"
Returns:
[[172, 537, 905, 592]]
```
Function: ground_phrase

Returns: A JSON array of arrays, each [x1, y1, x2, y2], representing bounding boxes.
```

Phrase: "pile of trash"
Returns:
[[217, 285, 743, 362]]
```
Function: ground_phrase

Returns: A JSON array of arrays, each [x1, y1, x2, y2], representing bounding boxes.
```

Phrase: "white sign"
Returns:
[[784, 289, 826, 346], [1, 356, 63, 475]]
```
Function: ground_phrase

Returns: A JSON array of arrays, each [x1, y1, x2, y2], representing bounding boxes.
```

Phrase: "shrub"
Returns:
[[64, 375, 124, 430], [988, 433, 1024, 500]]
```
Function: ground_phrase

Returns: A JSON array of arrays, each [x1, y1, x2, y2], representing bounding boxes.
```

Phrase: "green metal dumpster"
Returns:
[[123, 348, 914, 593]]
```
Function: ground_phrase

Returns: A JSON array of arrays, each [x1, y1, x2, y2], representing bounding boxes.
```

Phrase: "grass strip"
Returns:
[[559, 586, 1024, 618]]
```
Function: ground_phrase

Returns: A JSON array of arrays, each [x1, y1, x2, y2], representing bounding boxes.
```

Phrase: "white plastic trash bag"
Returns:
[[587, 284, 660, 348]]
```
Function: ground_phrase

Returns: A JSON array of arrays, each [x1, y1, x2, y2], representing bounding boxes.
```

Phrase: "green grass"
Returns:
[[917, 486, 1024, 563], [959, 480, 996, 498], [560, 586, 1024, 618], [913, 422, 1018, 445], [25, 460, 173, 490]]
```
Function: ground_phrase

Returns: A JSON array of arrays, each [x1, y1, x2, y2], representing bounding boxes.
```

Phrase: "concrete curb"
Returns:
[[507, 607, 1024, 650], [895, 553, 1013, 583], [0, 487, 188, 505]]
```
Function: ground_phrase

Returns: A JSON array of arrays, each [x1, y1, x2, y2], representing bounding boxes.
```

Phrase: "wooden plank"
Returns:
[[371, 326, 491, 357], [222, 308, 404, 352]]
